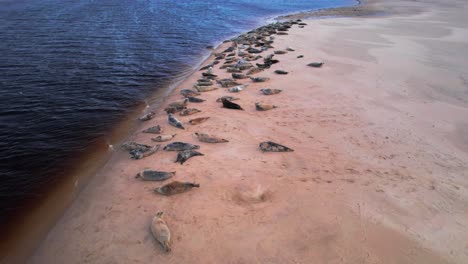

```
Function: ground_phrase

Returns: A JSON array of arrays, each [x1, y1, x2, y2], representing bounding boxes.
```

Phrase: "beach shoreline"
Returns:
[[9, 0, 468, 262]]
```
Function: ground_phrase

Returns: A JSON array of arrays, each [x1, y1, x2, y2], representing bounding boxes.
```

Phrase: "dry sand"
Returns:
[[28, 0, 468, 263]]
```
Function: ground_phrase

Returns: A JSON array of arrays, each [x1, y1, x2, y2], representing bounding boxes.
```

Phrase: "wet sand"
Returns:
[[28, 0, 468, 263]]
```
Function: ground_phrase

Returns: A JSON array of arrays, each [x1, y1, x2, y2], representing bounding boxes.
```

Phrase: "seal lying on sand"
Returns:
[[195, 132, 228, 143], [216, 96, 239, 102], [255, 102, 277, 111], [175, 150, 204, 164], [164, 142, 200, 151], [250, 77, 269, 82], [180, 89, 200, 97], [165, 99, 188, 113], [151, 212, 171, 252], [180, 108, 201, 116], [121, 141, 152, 152], [222, 98, 244, 110], [138, 111, 155, 121], [194, 86, 218, 92], [274, 70, 288, 75], [151, 134, 176, 142], [259, 141, 294, 152], [246, 67, 263, 75], [228, 85, 246, 93], [155, 181, 200, 195], [142, 125, 162, 134], [260, 88, 282, 95], [232, 73, 248, 79], [187, 96, 205, 103], [307, 62, 324, 68], [130, 145, 160, 160], [274, 50, 287, 55], [217, 78, 241, 88], [168, 113, 184, 129], [188, 117, 210, 125], [136, 170, 175, 181]]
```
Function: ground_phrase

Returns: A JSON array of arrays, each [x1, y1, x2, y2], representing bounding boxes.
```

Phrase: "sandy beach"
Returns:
[[25, 0, 468, 263]]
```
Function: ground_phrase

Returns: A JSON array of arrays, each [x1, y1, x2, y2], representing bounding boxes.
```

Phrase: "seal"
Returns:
[[195, 132, 228, 143], [216, 96, 239, 103], [228, 85, 246, 93], [130, 144, 160, 160], [180, 89, 200, 97], [232, 73, 248, 79], [199, 63, 214, 71], [168, 113, 185, 129], [151, 212, 171, 252], [180, 108, 201, 116], [138, 111, 155, 121], [175, 150, 204, 164], [151, 134, 177, 142], [250, 77, 269, 83], [286, 47, 295, 51], [164, 105, 186, 114], [297, 55, 304, 58], [274, 70, 288, 75], [142, 125, 162, 134], [120, 141, 152, 152], [256, 102, 277, 111], [222, 98, 244, 110], [226, 67, 242, 73], [136, 170, 175, 181], [155, 181, 200, 195], [196, 80, 213, 86], [246, 67, 263, 75], [194, 86, 218, 92], [187, 96, 205, 103], [260, 88, 282, 95], [189, 117, 210, 125], [259, 141, 294, 152], [307, 62, 324, 68], [274, 50, 287, 55], [164, 142, 200, 151], [217, 78, 241, 88]]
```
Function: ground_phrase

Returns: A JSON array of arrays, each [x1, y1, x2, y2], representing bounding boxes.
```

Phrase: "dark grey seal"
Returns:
[[260, 88, 282, 95], [168, 113, 184, 129], [136, 170, 175, 181], [307, 62, 324, 68], [180, 89, 200, 97], [130, 144, 160, 160], [175, 150, 204, 164], [222, 98, 244, 110], [274, 70, 288, 75], [187, 97, 205, 103], [164, 142, 200, 151]]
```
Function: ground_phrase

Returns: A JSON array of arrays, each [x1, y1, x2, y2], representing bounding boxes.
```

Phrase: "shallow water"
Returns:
[[0, 0, 355, 226]]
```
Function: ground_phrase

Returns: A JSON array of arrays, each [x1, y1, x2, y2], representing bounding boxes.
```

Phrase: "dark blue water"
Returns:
[[0, 0, 355, 224]]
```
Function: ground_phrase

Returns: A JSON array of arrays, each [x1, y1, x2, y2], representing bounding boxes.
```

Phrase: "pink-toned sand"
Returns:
[[27, 0, 468, 263]]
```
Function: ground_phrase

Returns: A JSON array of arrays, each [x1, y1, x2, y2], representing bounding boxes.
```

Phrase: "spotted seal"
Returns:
[[151, 212, 171, 252], [250, 77, 270, 83], [138, 111, 155, 121], [216, 96, 239, 103], [130, 144, 160, 160], [180, 108, 201, 116], [189, 117, 210, 125], [194, 86, 218, 92], [217, 78, 241, 88], [180, 89, 200, 97], [246, 67, 263, 75], [142, 125, 162, 134], [255, 102, 277, 111], [168, 113, 184, 129], [155, 181, 200, 196], [195, 132, 228, 143], [259, 141, 293, 152], [260, 88, 282, 95], [164, 142, 200, 151], [228, 85, 246, 93], [274, 50, 287, 55], [232, 73, 248, 79], [175, 150, 204, 164], [136, 170, 175, 181], [151, 134, 176, 142]]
